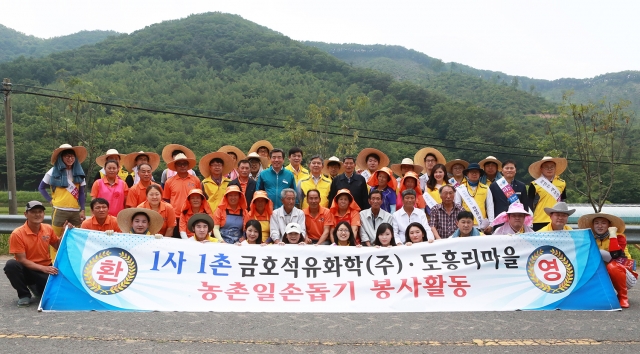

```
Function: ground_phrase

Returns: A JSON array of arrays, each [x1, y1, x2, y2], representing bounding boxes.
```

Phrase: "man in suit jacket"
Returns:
[[327, 157, 370, 211], [229, 160, 256, 211]]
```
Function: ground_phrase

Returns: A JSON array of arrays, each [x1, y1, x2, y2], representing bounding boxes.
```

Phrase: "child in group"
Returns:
[[404, 222, 433, 245], [373, 223, 396, 248], [450, 211, 484, 238], [187, 214, 218, 243]]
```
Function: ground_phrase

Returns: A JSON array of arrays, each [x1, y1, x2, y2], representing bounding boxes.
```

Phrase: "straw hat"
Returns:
[[50, 144, 87, 165], [479, 156, 502, 171], [248, 140, 274, 154], [199, 152, 234, 178], [544, 202, 576, 216], [166, 153, 196, 171], [187, 213, 214, 233], [390, 158, 423, 177], [528, 156, 568, 179], [95, 149, 126, 168], [322, 156, 344, 176], [246, 152, 269, 169], [445, 159, 469, 173], [161, 144, 196, 164], [413, 147, 446, 167], [116, 208, 164, 235], [122, 151, 160, 172], [577, 213, 625, 234], [356, 148, 390, 171], [218, 145, 246, 162]]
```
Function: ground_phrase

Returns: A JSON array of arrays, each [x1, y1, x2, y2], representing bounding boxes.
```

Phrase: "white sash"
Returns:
[[423, 190, 439, 209], [534, 176, 561, 201], [456, 184, 488, 228], [64, 170, 79, 200]]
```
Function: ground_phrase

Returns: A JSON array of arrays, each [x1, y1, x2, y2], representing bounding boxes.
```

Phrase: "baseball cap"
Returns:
[[25, 201, 45, 211], [285, 223, 302, 234]]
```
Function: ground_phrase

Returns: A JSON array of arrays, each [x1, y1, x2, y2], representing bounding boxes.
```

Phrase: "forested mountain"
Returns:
[[0, 24, 118, 63], [306, 42, 640, 113], [0, 13, 637, 203]]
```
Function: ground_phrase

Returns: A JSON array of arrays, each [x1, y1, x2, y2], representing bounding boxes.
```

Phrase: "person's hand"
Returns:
[[105, 230, 114, 236], [483, 226, 493, 234], [235, 242, 242, 246], [153, 234, 163, 239], [405, 242, 413, 246], [305, 238, 312, 244], [41, 265, 58, 275], [356, 244, 362, 248], [364, 241, 371, 247], [428, 239, 435, 243], [260, 243, 268, 247], [375, 245, 381, 249], [63, 220, 74, 229], [79, 210, 86, 221], [278, 242, 285, 246], [298, 242, 306, 246]]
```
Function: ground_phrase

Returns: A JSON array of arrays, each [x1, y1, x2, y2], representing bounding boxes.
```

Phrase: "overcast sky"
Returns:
[[4, 0, 639, 80]]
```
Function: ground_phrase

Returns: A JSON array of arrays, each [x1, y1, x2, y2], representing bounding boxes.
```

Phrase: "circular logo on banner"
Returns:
[[527, 246, 574, 294], [83, 248, 137, 295]]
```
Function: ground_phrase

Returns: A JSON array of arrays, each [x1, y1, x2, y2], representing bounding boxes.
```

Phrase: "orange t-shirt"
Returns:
[[81, 215, 121, 232], [9, 222, 60, 266], [163, 174, 201, 218], [333, 209, 361, 227], [137, 201, 177, 236], [304, 206, 334, 241], [126, 181, 160, 208], [214, 206, 245, 228]]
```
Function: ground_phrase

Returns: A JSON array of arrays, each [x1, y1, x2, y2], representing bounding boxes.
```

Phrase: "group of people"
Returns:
[[4, 142, 636, 309]]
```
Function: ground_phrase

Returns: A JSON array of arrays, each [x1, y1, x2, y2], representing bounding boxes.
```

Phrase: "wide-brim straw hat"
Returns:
[[356, 148, 390, 171], [167, 153, 197, 172], [117, 208, 164, 235], [413, 147, 446, 167], [249, 140, 274, 154], [51, 144, 87, 165], [445, 159, 469, 173], [528, 156, 568, 179], [577, 213, 626, 234], [322, 156, 344, 176], [479, 156, 502, 171], [390, 158, 423, 177], [95, 149, 127, 168], [187, 213, 214, 233], [122, 151, 160, 172], [199, 152, 234, 178], [218, 145, 246, 162], [161, 144, 196, 164], [544, 202, 576, 216], [246, 152, 269, 169]]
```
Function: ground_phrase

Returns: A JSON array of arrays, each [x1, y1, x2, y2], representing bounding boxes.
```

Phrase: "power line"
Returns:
[[12, 89, 640, 166]]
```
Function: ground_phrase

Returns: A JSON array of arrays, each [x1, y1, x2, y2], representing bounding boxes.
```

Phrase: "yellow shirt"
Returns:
[[298, 174, 332, 209], [43, 168, 86, 210], [461, 181, 489, 224], [532, 176, 566, 224], [425, 187, 442, 204], [537, 223, 573, 232], [285, 164, 310, 185], [202, 176, 231, 212]]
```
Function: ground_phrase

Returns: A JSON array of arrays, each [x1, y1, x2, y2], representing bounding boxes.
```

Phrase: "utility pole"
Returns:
[[3, 78, 18, 215]]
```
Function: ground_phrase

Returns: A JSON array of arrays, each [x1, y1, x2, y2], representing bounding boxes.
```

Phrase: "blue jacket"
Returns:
[[256, 167, 296, 209]]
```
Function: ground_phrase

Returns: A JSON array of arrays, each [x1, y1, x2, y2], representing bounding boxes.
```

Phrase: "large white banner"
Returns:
[[39, 228, 620, 312]]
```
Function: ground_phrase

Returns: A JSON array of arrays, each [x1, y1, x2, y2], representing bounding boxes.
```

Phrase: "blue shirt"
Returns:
[[256, 166, 296, 209]]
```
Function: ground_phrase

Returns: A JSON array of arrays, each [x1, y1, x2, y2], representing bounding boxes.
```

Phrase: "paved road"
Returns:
[[1, 256, 639, 353]]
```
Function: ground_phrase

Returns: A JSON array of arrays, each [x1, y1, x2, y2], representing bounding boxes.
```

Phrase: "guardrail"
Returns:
[[0, 215, 639, 244]]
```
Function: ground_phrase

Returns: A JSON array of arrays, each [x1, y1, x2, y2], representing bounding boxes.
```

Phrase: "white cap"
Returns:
[[285, 223, 302, 234]]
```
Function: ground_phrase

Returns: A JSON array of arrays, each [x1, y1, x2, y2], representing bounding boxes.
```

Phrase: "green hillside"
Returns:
[[306, 42, 640, 113], [0, 24, 118, 63], [0, 13, 637, 204]]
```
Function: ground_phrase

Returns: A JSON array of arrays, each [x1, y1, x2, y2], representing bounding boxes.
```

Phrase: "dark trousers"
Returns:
[[4, 259, 50, 298], [172, 218, 181, 238]]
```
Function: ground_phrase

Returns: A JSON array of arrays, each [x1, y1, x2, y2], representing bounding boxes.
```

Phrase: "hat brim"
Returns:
[[199, 152, 234, 178], [528, 157, 568, 179], [249, 140, 274, 154], [187, 213, 214, 233], [390, 163, 423, 177], [217, 145, 247, 162], [479, 158, 502, 171], [122, 152, 160, 172], [445, 160, 469, 173], [544, 207, 576, 216], [577, 213, 625, 234], [95, 152, 127, 169], [51, 145, 87, 165], [463, 166, 486, 177], [117, 208, 164, 235], [322, 159, 344, 176], [162, 144, 196, 164], [167, 157, 197, 172], [413, 148, 446, 167], [356, 148, 390, 171]]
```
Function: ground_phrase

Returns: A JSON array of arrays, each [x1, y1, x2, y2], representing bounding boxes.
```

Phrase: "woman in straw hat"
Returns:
[[213, 185, 248, 244], [94, 149, 130, 185], [414, 147, 446, 192], [329, 189, 361, 242], [356, 148, 390, 182], [122, 151, 160, 187], [527, 156, 568, 231], [188, 213, 219, 243], [243, 190, 273, 243], [39, 144, 88, 239], [200, 151, 234, 212], [367, 167, 397, 213], [91, 159, 129, 217], [115, 208, 164, 237], [578, 213, 637, 308], [445, 159, 469, 187], [178, 189, 214, 238], [160, 144, 197, 188], [218, 145, 246, 181], [125, 162, 161, 208], [390, 158, 423, 186], [163, 152, 201, 238], [249, 140, 274, 159], [137, 184, 176, 237]]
